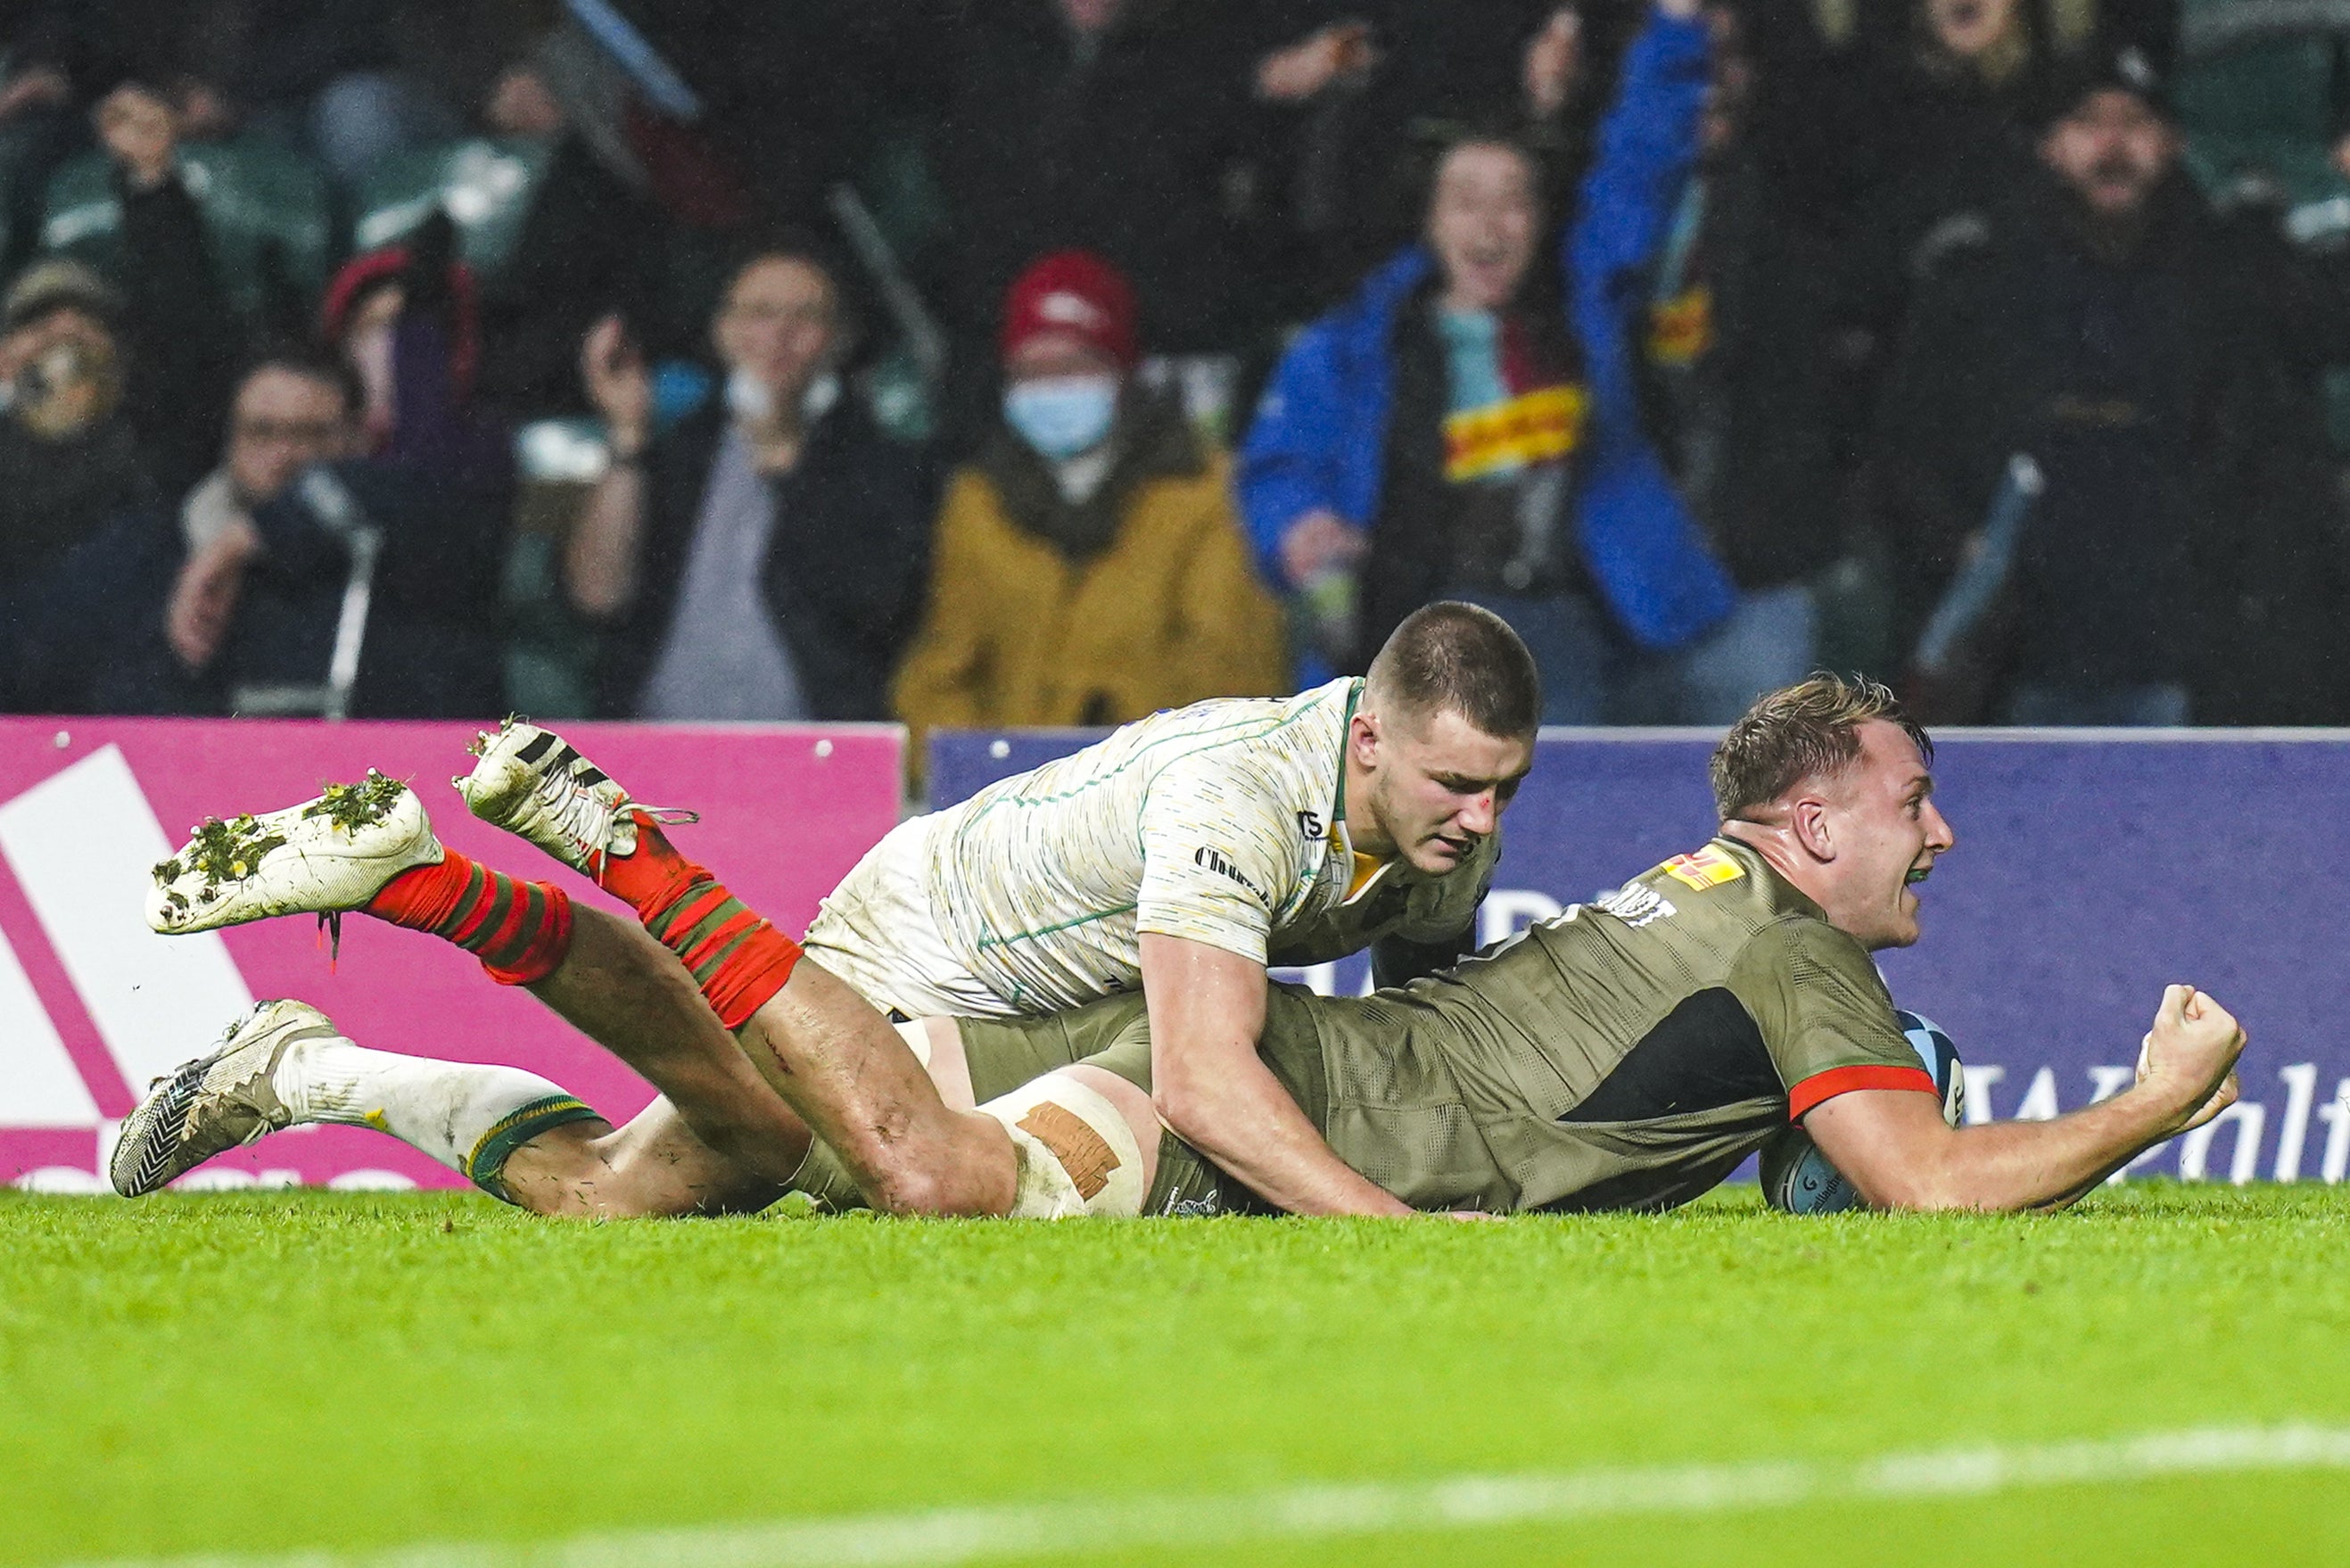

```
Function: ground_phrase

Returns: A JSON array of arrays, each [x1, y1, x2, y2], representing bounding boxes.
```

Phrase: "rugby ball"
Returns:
[[1761, 1011, 1965, 1214]]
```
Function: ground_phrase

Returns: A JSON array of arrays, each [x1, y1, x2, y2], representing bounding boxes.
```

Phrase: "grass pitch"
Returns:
[[5, 1184, 2348, 1568]]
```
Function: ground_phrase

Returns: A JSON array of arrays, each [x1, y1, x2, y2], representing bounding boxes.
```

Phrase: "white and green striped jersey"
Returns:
[[913, 679, 1497, 1016]]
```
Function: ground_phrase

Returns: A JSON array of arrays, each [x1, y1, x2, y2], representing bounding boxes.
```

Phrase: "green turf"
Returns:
[[4, 1184, 2347, 1567]]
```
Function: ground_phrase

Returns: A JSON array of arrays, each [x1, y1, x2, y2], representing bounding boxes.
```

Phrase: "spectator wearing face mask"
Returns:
[[565, 234, 937, 722], [892, 251, 1284, 755]]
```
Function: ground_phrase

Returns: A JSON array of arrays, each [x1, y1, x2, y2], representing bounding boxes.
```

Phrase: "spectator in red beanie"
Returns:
[[894, 250, 1283, 763], [995, 249, 1137, 462], [317, 218, 488, 466]]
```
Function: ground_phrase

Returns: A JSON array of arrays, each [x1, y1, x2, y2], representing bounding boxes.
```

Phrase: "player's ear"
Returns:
[[1348, 709, 1382, 771], [1790, 796, 1835, 862]]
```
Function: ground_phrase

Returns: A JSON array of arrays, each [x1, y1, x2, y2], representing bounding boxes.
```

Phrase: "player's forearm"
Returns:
[[1157, 1054, 1413, 1217], [1882, 1083, 2195, 1211]]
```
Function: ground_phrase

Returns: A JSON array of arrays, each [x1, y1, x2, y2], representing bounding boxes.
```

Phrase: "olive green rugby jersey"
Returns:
[[1284, 836, 1938, 1213], [926, 838, 1935, 1217]]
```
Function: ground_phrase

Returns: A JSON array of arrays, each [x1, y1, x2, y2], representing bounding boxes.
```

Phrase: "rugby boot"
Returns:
[[110, 1000, 341, 1196], [147, 772, 442, 935], [455, 719, 695, 881]]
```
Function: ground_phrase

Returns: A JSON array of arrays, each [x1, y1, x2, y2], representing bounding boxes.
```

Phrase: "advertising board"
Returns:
[[0, 719, 902, 1189]]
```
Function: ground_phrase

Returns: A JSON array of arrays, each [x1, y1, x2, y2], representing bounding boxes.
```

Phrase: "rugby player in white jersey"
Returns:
[[120, 603, 1538, 1217]]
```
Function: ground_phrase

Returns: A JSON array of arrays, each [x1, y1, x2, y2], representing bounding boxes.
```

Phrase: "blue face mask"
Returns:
[[1003, 374, 1119, 461]]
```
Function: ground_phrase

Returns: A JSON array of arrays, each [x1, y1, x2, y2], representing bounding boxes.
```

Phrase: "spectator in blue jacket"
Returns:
[[1238, 0, 1739, 722]]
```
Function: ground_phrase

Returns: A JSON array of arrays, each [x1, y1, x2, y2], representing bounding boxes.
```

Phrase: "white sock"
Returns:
[[272, 1036, 604, 1198]]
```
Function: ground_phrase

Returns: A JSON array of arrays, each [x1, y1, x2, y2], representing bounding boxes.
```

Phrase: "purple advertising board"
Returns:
[[0, 719, 903, 1191], [932, 728, 2350, 1186]]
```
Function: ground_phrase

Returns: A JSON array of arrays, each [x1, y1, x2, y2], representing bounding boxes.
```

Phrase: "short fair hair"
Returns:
[[1364, 601, 1541, 740], [1710, 674, 1934, 821]]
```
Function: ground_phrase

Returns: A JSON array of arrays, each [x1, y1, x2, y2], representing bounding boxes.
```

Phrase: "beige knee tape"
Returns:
[[978, 1071, 1145, 1219]]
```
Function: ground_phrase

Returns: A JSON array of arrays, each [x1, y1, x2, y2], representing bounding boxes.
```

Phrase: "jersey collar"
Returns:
[[1715, 835, 1829, 924], [1327, 679, 1362, 836], [1328, 678, 1407, 906]]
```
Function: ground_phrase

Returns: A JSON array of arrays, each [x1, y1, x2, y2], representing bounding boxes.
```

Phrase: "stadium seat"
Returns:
[[350, 139, 554, 285], [2175, 2, 2350, 450], [853, 126, 949, 271], [39, 139, 332, 318], [2175, 1, 2350, 205]]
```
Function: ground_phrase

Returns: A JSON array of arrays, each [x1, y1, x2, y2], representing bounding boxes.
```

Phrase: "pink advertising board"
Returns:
[[0, 719, 903, 1191]]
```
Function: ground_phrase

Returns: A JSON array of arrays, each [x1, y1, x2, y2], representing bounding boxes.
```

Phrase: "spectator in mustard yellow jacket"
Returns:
[[893, 252, 1284, 754]]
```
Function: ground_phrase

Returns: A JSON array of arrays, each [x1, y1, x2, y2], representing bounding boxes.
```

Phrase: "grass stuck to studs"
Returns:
[[4, 1184, 2348, 1568], [151, 773, 407, 915], [150, 813, 290, 910], [299, 770, 408, 833]]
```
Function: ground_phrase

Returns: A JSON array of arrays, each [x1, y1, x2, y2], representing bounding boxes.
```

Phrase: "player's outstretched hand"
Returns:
[[2139, 984, 2246, 1132]]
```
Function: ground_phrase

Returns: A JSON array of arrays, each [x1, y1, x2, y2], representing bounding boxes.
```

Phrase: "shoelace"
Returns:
[[529, 764, 626, 861], [527, 763, 699, 867]]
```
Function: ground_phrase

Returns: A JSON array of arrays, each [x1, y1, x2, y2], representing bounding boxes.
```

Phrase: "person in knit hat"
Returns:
[[893, 250, 1285, 757], [1868, 42, 2347, 724]]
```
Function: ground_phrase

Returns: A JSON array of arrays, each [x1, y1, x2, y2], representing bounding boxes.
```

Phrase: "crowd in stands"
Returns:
[[2, 0, 2346, 746]]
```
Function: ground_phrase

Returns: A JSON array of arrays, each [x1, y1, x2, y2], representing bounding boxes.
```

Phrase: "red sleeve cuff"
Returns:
[[1788, 1064, 1939, 1121]]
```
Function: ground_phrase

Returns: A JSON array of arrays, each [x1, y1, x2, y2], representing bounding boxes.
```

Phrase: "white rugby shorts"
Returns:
[[800, 813, 1014, 1020]]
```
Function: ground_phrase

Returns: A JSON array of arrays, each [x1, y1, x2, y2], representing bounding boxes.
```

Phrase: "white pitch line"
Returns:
[[56, 1424, 2350, 1568]]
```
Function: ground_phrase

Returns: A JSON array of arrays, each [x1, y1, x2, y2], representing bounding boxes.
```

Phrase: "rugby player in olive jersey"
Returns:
[[776, 674, 2247, 1215], [128, 675, 2247, 1217]]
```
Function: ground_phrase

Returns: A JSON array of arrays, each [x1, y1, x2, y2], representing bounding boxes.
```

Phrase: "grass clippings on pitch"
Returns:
[[4, 1184, 2347, 1568]]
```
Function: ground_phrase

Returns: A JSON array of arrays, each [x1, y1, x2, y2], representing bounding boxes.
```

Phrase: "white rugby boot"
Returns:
[[110, 1000, 342, 1196], [454, 719, 695, 880], [146, 772, 442, 935]]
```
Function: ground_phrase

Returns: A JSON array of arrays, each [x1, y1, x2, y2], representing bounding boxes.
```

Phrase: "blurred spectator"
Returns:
[[199, 336, 504, 719], [893, 251, 1283, 748], [1627, 1, 1844, 717], [931, 0, 1263, 369], [1249, 2, 1593, 312], [318, 219, 512, 512], [1238, 0, 1735, 722], [1827, 0, 2083, 370], [161, 352, 366, 686], [0, 260, 157, 711], [0, 78, 246, 504], [12, 334, 506, 718], [1869, 52, 2345, 725], [470, 58, 667, 420], [565, 235, 936, 722], [177, 1, 476, 187], [87, 81, 244, 498]]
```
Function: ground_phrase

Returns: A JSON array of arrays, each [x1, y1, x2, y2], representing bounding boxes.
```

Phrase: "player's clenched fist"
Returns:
[[2137, 984, 2246, 1134]]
